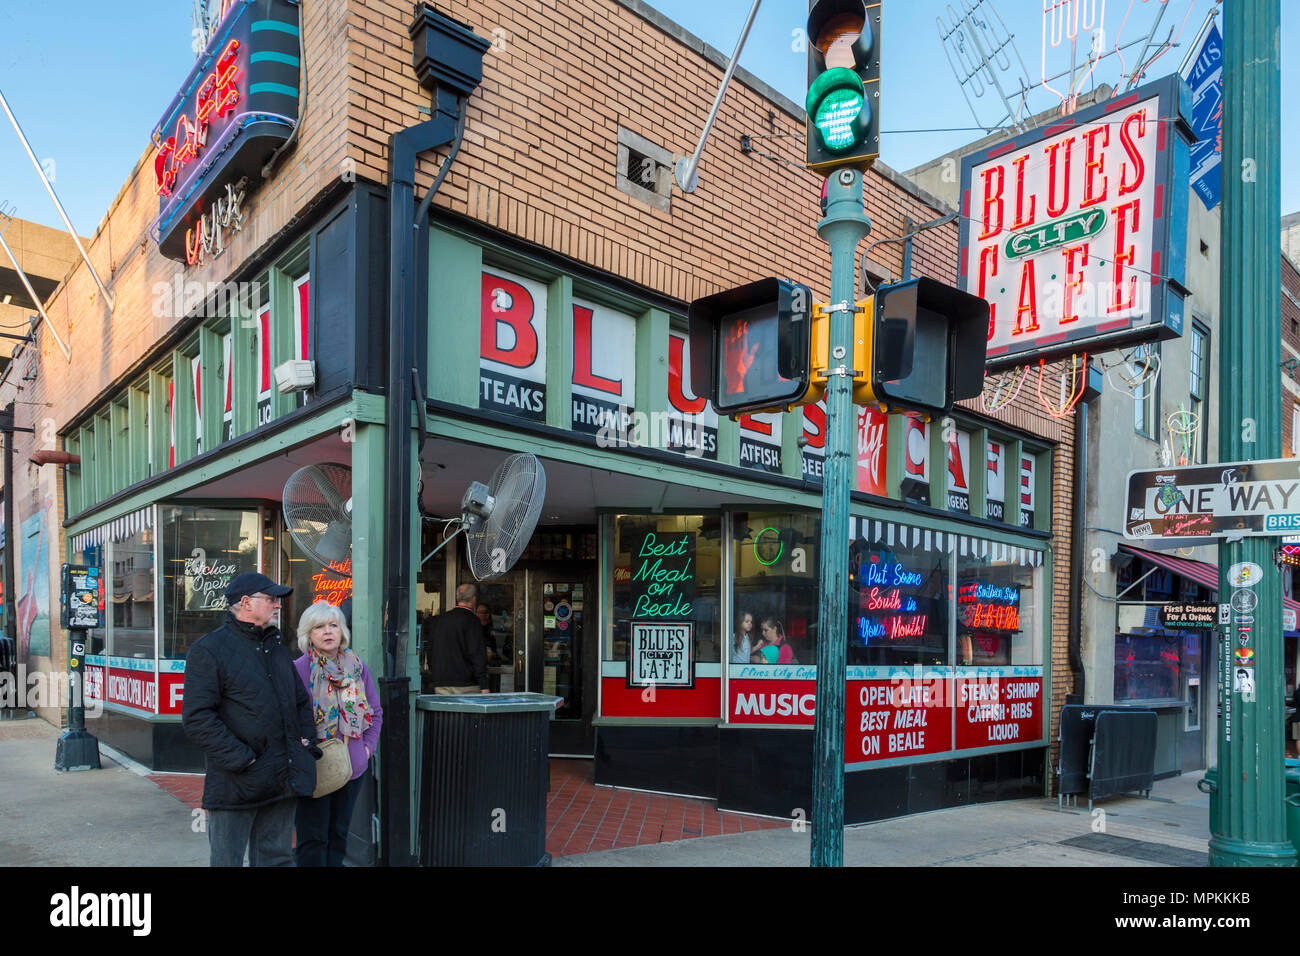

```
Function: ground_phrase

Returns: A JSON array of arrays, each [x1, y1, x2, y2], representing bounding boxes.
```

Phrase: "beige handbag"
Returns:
[[311, 737, 352, 799]]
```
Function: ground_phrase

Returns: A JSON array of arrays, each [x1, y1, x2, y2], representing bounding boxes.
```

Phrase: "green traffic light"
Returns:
[[806, 67, 870, 153]]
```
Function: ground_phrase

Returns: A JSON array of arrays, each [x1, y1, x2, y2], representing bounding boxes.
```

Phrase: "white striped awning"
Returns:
[[849, 516, 1043, 567], [72, 506, 154, 554]]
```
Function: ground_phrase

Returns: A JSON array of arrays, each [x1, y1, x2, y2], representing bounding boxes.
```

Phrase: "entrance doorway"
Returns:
[[458, 535, 597, 756]]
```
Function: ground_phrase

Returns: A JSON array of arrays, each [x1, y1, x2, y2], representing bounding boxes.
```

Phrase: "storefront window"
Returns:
[[608, 514, 721, 668], [1114, 633, 1181, 701], [161, 505, 260, 660], [731, 512, 818, 667], [110, 529, 156, 660], [277, 510, 352, 652], [848, 526, 949, 667], [955, 547, 1043, 666]]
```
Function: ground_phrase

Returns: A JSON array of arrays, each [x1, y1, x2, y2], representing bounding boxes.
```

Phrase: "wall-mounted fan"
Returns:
[[283, 463, 353, 565], [423, 453, 547, 581]]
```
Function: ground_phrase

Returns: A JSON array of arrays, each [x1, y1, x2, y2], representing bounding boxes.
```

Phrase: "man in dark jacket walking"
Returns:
[[426, 583, 490, 694], [182, 572, 316, 866]]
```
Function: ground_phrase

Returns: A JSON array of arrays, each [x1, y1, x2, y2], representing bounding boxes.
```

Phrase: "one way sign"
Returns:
[[1124, 457, 1300, 539]]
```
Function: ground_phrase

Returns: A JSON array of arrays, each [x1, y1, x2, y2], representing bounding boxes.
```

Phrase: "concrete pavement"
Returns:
[[1, 716, 1214, 867], [0, 719, 207, 867], [557, 772, 1213, 867]]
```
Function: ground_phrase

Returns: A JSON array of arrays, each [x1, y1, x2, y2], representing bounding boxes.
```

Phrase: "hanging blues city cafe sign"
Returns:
[[148, 0, 302, 264], [627, 531, 696, 688]]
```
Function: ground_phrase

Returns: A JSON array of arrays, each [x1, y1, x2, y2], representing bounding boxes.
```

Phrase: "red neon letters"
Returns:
[[155, 39, 243, 197]]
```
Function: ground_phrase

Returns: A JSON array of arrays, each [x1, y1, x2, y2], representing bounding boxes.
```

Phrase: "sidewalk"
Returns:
[[556, 772, 1213, 867], [1, 717, 1212, 867], [0, 719, 207, 867]]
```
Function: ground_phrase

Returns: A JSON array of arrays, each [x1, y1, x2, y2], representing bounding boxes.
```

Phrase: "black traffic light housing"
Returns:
[[689, 278, 813, 415], [866, 277, 989, 417], [805, 0, 881, 173]]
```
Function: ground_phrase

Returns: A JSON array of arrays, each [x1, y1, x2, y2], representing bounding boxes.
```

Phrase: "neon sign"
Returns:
[[856, 558, 929, 644], [155, 39, 243, 198], [312, 559, 353, 606], [149, 0, 301, 263], [958, 581, 1022, 632]]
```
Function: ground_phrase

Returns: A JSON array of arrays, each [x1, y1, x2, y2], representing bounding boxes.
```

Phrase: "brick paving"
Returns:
[[544, 759, 785, 857], [149, 758, 786, 858]]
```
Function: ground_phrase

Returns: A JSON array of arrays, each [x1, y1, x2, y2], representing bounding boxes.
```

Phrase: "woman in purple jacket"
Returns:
[[293, 601, 383, 867]]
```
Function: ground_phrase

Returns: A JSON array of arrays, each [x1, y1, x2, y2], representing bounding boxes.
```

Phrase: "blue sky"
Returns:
[[0, 1, 1293, 239]]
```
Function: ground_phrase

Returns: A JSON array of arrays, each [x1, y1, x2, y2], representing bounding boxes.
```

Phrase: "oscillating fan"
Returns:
[[282, 463, 353, 565], [423, 453, 547, 581]]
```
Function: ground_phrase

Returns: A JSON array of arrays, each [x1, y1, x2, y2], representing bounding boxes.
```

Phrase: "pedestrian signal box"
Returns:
[[860, 277, 989, 417], [688, 278, 813, 415]]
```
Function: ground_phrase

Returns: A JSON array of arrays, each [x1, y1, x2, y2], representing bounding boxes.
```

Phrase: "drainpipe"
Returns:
[[377, 5, 487, 868], [1067, 363, 1102, 704]]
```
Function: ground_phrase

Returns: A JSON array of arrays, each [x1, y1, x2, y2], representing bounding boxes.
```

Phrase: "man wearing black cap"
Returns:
[[182, 572, 317, 866]]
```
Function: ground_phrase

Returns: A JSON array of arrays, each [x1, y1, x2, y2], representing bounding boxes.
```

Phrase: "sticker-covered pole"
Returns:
[[1209, 0, 1293, 867], [811, 168, 870, 866]]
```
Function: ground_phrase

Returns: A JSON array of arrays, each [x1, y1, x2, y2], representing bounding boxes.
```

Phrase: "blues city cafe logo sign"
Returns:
[[958, 75, 1193, 368], [149, 0, 302, 263]]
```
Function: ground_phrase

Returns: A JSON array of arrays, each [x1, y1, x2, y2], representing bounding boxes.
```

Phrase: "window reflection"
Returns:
[[161, 506, 260, 660], [731, 512, 818, 667]]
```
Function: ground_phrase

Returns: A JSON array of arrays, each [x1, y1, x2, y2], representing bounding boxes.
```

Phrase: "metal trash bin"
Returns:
[[1204, 762, 1300, 854], [1198, 766, 1219, 827], [416, 692, 561, 866], [1285, 761, 1300, 855]]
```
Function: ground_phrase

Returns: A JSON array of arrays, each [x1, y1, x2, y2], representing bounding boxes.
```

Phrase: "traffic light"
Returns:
[[805, 0, 881, 173], [854, 277, 990, 417], [688, 278, 813, 415]]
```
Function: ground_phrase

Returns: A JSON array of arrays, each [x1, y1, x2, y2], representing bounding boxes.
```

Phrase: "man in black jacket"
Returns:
[[182, 572, 316, 866], [426, 583, 490, 694]]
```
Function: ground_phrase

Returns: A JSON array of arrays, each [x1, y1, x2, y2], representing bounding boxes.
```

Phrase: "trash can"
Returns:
[[416, 692, 561, 866], [1285, 762, 1300, 856], [1198, 766, 1218, 827], [1204, 763, 1300, 855]]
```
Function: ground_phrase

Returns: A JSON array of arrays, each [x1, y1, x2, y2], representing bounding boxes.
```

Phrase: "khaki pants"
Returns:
[[434, 685, 483, 695]]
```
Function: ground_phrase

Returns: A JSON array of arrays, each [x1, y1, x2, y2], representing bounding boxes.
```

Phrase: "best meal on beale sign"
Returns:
[[958, 75, 1195, 368]]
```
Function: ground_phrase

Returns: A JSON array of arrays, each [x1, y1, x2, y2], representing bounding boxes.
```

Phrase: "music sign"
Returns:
[[959, 75, 1192, 368], [1125, 457, 1300, 539]]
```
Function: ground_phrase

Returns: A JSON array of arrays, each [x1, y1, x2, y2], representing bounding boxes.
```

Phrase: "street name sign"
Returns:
[[1124, 457, 1300, 539]]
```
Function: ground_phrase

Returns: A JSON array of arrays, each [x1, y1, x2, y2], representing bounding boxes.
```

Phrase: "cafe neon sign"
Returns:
[[148, 0, 301, 263]]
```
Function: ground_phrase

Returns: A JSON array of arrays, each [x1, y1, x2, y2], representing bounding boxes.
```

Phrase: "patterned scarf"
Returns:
[[309, 649, 374, 741]]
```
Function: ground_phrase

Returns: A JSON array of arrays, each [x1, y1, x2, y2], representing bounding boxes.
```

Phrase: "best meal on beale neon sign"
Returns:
[[958, 75, 1195, 368], [149, 0, 301, 264]]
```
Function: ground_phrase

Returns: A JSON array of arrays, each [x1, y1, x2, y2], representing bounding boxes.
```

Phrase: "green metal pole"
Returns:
[[811, 169, 870, 867], [1209, 0, 1293, 868]]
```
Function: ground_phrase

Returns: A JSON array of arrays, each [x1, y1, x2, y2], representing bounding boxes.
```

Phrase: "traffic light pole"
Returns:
[[811, 168, 870, 867], [1209, 0, 1293, 868]]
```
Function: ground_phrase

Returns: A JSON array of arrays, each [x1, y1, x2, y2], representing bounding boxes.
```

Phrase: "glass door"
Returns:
[[527, 568, 595, 755], [456, 557, 596, 755]]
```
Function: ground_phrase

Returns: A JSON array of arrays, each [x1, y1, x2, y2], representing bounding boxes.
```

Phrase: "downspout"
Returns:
[[377, 5, 487, 868], [1067, 363, 1102, 704]]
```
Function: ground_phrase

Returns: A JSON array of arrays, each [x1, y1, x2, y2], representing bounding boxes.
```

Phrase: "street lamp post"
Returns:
[[1209, 0, 1294, 868]]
